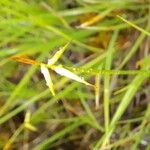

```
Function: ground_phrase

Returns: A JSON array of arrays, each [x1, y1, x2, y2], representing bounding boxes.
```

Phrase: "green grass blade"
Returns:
[[78, 90, 104, 132], [117, 15, 150, 36], [99, 72, 149, 149], [103, 30, 118, 139], [33, 121, 84, 150]]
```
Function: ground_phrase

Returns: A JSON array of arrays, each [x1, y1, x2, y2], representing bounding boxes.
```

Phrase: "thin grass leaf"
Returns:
[[41, 2, 70, 29], [78, 90, 104, 132], [45, 25, 101, 52], [0, 89, 50, 125], [0, 65, 38, 117], [24, 111, 31, 123], [113, 85, 129, 95], [78, 8, 113, 28], [3, 125, 24, 150], [118, 22, 150, 69], [103, 30, 118, 138], [100, 132, 139, 150], [0, 79, 78, 125], [79, 15, 148, 31], [0, 54, 47, 117], [24, 123, 37, 132], [24, 111, 37, 132], [95, 75, 100, 110], [33, 121, 84, 150], [131, 104, 150, 149], [94, 72, 150, 149], [117, 15, 150, 36], [136, 55, 150, 69]]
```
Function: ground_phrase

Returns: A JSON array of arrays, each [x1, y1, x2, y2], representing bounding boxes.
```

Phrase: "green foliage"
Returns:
[[0, 0, 150, 149]]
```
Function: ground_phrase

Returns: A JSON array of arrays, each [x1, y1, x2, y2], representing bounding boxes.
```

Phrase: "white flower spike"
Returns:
[[53, 65, 94, 87], [40, 64, 55, 96]]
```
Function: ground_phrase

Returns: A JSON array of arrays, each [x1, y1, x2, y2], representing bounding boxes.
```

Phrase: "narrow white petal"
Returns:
[[41, 64, 51, 86], [53, 66, 93, 87], [40, 64, 55, 96]]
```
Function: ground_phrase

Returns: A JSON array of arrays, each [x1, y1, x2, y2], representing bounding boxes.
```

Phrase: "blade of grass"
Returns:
[[33, 120, 84, 150], [3, 125, 24, 150], [118, 23, 150, 69], [0, 78, 76, 125], [78, 8, 113, 28], [78, 89, 104, 132], [40, 2, 71, 29], [80, 15, 148, 31], [94, 72, 150, 149], [95, 74, 101, 109], [0, 54, 45, 116], [101, 132, 139, 150], [45, 25, 101, 52], [103, 30, 118, 144], [0, 65, 38, 116], [131, 104, 150, 149], [117, 15, 150, 36]]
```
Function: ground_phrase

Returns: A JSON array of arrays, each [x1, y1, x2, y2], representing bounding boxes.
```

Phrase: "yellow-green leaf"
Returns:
[[48, 42, 70, 66], [24, 111, 31, 123], [95, 75, 100, 109], [24, 123, 37, 132], [24, 111, 37, 132]]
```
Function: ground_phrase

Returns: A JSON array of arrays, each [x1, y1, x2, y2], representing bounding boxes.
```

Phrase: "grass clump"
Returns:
[[0, 0, 150, 149]]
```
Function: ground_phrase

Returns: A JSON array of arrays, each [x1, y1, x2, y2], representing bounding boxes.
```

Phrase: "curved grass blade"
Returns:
[[117, 15, 150, 36]]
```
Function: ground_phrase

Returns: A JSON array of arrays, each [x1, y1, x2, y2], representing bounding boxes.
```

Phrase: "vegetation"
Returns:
[[0, 0, 150, 149]]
